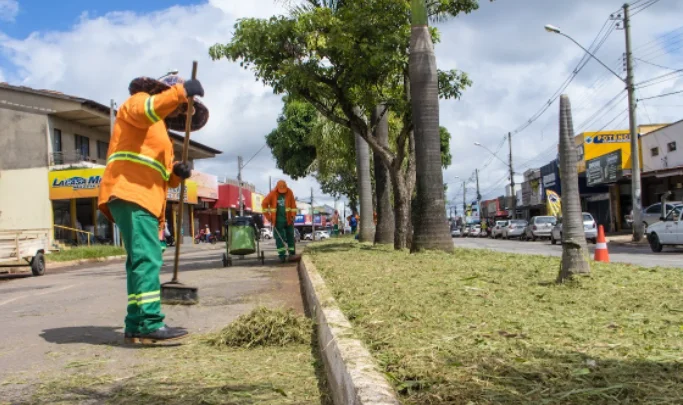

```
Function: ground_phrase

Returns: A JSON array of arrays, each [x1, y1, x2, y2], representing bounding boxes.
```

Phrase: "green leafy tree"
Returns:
[[210, 0, 472, 249]]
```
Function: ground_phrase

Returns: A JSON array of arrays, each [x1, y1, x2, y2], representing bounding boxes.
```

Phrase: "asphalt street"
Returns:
[[0, 240, 304, 402], [453, 236, 683, 269]]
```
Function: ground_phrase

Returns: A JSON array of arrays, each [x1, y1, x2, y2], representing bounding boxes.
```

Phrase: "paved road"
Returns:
[[0, 243, 303, 402], [453, 236, 683, 269]]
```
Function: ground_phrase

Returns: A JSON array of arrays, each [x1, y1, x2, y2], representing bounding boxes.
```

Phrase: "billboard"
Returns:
[[49, 167, 198, 203], [582, 130, 635, 171], [190, 171, 218, 200], [586, 150, 623, 186], [251, 193, 264, 214]]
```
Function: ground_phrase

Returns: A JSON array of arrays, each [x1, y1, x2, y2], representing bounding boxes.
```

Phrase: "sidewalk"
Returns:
[[606, 233, 649, 247]]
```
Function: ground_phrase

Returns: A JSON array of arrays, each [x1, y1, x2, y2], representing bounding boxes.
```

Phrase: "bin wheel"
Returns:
[[227, 257, 233, 267], [222, 253, 228, 267], [260, 251, 265, 265], [31, 252, 45, 276]]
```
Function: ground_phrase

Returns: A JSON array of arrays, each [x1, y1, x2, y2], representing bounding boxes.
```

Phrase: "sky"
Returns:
[[0, 0, 681, 210]]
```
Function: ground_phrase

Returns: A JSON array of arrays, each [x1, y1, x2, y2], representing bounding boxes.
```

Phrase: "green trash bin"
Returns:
[[229, 225, 256, 256]]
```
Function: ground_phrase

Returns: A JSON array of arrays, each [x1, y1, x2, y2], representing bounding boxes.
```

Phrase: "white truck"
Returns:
[[0, 229, 49, 276]]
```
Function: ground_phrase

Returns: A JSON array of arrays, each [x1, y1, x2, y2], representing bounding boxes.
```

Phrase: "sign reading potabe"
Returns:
[[581, 130, 637, 171], [584, 132, 630, 144]]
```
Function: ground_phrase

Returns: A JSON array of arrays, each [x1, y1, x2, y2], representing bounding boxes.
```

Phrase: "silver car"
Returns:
[[502, 220, 528, 239], [641, 202, 682, 231], [550, 213, 598, 245], [491, 221, 508, 239], [451, 228, 461, 237], [523, 216, 557, 241]]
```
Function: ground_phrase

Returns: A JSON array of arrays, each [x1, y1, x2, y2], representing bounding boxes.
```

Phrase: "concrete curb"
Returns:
[[48, 255, 127, 269], [298, 255, 400, 405]]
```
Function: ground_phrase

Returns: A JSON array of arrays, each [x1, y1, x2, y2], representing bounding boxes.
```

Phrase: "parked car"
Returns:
[[550, 213, 598, 245], [641, 202, 682, 231], [491, 221, 508, 239], [304, 230, 330, 241], [451, 228, 461, 237], [260, 228, 273, 240], [462, 226, 470, 237], [502, 219, 528, 239], [469, 224, 481, 237], [646, 205, 682, 252], [522, 216, 557, 241]]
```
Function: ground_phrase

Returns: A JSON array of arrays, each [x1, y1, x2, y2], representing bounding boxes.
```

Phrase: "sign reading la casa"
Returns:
[[48, 168, 198, 203]]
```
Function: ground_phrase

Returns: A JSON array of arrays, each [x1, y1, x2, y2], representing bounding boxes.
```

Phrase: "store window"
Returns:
[[668, 142, 677, 152], [75, 134, 90, 160], [651, 147, 659, 157], [97, 140, 109, 160], [53, 129, 62, 152]]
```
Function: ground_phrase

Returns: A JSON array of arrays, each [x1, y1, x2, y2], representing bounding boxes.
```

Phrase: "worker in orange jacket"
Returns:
[[98, 72, 208, 344], [262, 180, 298, 262]]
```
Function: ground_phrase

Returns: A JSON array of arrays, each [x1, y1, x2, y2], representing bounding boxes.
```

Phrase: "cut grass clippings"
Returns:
[[308, 240, 683, 405], [47, 245, 126, 262], [26, 328, 328, 404], [207, 306, 312, 348]]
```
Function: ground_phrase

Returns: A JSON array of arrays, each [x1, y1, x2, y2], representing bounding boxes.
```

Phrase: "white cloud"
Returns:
[[0, 0, 18, 22], [0, 0, 681, 208]]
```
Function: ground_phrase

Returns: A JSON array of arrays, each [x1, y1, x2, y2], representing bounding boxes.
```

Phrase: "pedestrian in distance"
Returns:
[[262, 180, 298, 263], [97, 70, 208, 344]]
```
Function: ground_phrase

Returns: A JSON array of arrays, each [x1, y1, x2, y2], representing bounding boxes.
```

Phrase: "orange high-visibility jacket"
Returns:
[[262, 188, 297, 225], [98, 84, 188, 228]]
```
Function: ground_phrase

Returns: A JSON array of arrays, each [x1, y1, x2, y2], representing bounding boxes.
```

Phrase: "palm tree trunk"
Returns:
[[409, 0, 452, 252], [557, 94, 590, 282], [354, 109, 375, 243], [372, 105, 395, 245]]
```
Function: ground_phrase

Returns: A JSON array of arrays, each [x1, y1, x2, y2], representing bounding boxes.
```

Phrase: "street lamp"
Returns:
[[545, 18, 644, 241], [474, 142, 508, 166]]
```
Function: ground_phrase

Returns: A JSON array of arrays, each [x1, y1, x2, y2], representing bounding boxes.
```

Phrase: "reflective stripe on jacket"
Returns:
[[98, 84, 187, 227]]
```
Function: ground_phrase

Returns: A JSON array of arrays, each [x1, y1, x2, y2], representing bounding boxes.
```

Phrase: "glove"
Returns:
[[173, 162, 192, 180], [183, 79, 204, 98]]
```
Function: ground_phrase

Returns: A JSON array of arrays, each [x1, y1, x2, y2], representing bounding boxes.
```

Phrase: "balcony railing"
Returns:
[[50, 150, 97, 166]]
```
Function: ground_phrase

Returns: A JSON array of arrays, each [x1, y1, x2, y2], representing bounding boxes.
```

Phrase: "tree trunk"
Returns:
[[391, 169, 410, 250], [354, 115, 375, 243], [372, 105, 395, 245], [557, 94, 590, 282], [409, 18, 452, 252]]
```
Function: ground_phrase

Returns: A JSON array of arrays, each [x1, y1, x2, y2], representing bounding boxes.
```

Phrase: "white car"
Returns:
[[550, 213, 598, 245], [260, 228, 273, 239], [522, 216, 557, 241], [469, 225, 481, 237], [647, 205, 682, 252], [451, 228, 461, 237], [641, 202, 682, 231], [491, 221, 508, 239], [304, 230, 330, 241]]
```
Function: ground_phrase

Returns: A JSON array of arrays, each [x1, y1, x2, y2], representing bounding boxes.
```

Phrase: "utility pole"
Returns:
[[462, 181, 467, 216], [310, 188, 315, 240], [508, 132, 516, 219], [269, 176, 272, 192], [622, 3, 644, 241], [475, 168, 481, 222], [238, 156, 244, 217]]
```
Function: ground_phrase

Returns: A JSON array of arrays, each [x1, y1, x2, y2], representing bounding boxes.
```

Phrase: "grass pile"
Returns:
[[24, 323, 328, 404], [309, 240, 683, 405], [207, 306, 312, 348], [47, 245, 126, 262]]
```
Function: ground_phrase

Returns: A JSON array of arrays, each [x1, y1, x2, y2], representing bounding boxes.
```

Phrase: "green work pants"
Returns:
[[108, 199, 165, 335], [275, 223, 296, 258]]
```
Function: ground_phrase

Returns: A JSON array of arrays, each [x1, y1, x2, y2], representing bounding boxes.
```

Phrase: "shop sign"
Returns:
[[584, 132, 630, 144], [167, 182, 199, 204], [587, 150, 622, 186], [251, 193, 264, 214], [582, 130, 636, 170], [189, 171, 218, 199], [49, 168, 105, 200]]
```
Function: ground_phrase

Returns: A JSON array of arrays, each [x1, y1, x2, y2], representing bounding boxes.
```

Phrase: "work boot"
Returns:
[[279, 256, 287, 263], [288, 254, 301, 263], [136, 325, 189, 344], [124, 332, 139, 344]]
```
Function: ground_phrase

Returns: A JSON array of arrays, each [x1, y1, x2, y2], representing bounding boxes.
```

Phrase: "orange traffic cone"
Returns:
[[594, 225, 610, 263]]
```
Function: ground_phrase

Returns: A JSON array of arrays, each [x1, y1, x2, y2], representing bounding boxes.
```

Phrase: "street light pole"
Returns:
[[508, 132, 516, 219], [622, 3, 644, 241], [545, 18, 644, 241]]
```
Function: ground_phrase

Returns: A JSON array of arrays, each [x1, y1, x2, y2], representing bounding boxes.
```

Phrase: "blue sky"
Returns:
[[0, 0, 200, 37]]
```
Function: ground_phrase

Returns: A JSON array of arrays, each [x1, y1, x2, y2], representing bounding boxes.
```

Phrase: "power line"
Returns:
[[631, 0, 661, 17], [634, 57, 679, 71], [637, 89, 683, 100], [241, 142, 269, 169], [635, 68, 683, 87]]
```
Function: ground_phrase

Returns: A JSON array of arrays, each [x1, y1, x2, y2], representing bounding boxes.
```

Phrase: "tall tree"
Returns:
[[557, 95, 590, 282], [354, 107, 375, 242], [373, 104, 395, 244], [210, 0, 474, 249]]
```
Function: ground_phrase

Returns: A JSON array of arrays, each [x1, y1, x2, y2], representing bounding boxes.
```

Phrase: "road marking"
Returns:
[[0, 283, 81, 307]]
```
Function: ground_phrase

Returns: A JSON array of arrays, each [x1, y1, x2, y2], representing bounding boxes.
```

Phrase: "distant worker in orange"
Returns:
[[262, 180, 298, 262]]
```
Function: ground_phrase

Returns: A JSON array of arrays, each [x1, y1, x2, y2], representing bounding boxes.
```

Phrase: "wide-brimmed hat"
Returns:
[[276, 180, 288, 193], [128, 73, 209, 132]]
